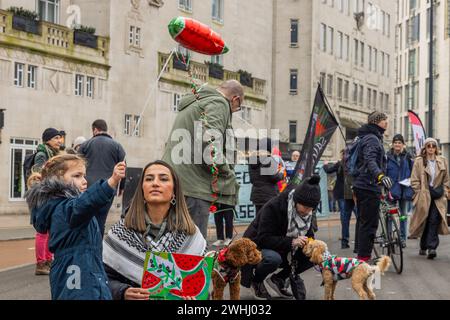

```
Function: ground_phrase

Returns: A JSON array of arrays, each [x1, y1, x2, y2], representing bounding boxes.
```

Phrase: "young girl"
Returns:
[[26, 154, 125, 300]]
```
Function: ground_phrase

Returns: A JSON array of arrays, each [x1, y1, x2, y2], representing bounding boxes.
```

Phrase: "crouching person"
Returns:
[[241, 175, 321, 300], [26, 154, 125, 300]]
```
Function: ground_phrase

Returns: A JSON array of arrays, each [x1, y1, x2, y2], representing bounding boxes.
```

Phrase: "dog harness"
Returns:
[[318, 251, 362, 281], [213, 247, 240, 283]]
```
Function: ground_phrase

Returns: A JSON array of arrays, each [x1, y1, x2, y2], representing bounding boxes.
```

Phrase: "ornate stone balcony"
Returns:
[[0, 9, 109, 68], [158, 52, 268, 108]]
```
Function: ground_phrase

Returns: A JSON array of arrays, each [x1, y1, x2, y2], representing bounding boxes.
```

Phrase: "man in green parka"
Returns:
[[162, 80, 244, 239]]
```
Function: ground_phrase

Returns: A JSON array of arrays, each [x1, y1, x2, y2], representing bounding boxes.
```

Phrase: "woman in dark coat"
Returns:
[[241, 175, 321, 300], [248, 138, 284, 216]]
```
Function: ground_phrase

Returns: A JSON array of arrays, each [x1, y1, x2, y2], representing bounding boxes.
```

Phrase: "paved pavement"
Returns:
[[2, 215, 450, 300]]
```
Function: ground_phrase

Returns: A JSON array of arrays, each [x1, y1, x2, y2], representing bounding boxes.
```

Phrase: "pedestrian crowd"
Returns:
[[24, 80, 449, 300]]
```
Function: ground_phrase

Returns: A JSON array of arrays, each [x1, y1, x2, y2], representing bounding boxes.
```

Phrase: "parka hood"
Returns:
[[26, 178, 80, 232]]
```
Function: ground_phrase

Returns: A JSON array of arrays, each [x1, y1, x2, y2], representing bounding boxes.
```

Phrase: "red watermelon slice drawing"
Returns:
[[169, 268, 207, 298], [142, 271, 161, 290], [172, 253, 204, 272]]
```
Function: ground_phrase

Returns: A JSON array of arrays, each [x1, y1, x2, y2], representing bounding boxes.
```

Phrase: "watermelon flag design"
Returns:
[[289, 84, 339, 186], [142, 252, 214, 300], [407, 110, 427, 156], [168, 17, 229, 55]]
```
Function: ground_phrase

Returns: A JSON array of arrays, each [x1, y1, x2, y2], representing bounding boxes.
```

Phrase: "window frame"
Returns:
[[14, 62, 24, 87], [9, 138, 39, 201]]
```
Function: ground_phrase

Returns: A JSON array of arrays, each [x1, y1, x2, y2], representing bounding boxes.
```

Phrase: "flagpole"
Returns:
[[318, 83, 347, 143]]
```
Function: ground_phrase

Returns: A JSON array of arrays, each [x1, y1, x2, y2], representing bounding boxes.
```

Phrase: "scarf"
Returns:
[[286, 189, 313, 238], [103, 218, 206, 285], [213, 247, 240, 283]]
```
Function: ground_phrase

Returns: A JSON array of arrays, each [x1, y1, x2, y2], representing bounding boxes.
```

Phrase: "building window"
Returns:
[[320, 23, 327, 52], [328, 26, 334, 55], [381, 52, 385, 76], [290, 69, 298, 95], [344, 80, 349, 102], [172, 93, 181, 112], [135, 27, 141, 47], [10, 138, 39, 200], [337, 31, 343, 59], [319, 72, 326, 89], [354, 39, 359, 65], [212, 0, 224, 23], [129, 26, 142, 48], [14, 62, 24, 87], [124, 115, 132, 135], [327, 74, 333, 97], [360, 41, 364, 67], [352, 83, 358, 104], [241, 106, 252, 123], [385, 94, 389, 112], [75, 74, 84, 96], [178, 0, 192, 12], [289, 121, 297, 143], [359, 84, 364, 106], [133, 116, 142, 137], [290, 19, 299, 47], [338, 0, 344, 12], [373, 89, 377, 108], [367, 88, 372, 109], [38, 0, 60, 24], [86, 77, 94, 98], [129, 26, 135, 45], [337, 78, 343, 101], [27, 65, 37, 89], [373, 48, 378, 72], [368, 46, 372, 71], [344, 34, 350, 61], [211, 54, 223, 65]]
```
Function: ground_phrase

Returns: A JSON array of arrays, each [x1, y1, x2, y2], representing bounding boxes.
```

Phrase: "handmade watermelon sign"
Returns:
[[168, 17, 229, 55], [142, 252, 214, 300]]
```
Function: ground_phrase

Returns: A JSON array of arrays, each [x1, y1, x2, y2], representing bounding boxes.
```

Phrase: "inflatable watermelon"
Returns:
[[168, 17, 229, 55]]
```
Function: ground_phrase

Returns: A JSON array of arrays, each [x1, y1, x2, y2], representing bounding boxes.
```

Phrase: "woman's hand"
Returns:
[[124, 287, 151, 300], [108, 162, 126, 189], [292, 236, 308, 249], [182, 296, 196, 300]]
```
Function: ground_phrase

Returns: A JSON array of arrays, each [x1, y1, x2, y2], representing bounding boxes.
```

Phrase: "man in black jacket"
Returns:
[[78, 120, 126, 234], [241, 175, 321, 300], [353, 112, 393, 262], [79, 120, 126, 187]]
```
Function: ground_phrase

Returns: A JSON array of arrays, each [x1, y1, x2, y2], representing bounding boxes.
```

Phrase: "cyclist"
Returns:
[[352, 112, 393, 262]]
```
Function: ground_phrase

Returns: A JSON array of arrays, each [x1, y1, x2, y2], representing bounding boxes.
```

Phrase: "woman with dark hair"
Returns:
[[103, 160, 206, 300], [409, 138, 449, 259]]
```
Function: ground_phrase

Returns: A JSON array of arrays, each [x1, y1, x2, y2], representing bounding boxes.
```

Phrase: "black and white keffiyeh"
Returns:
[[286, 189, 313, 238], [103, 218, 206, 285]]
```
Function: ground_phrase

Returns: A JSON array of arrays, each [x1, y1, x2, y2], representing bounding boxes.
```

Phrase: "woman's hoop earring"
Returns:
[[170, 195, 176, 206]]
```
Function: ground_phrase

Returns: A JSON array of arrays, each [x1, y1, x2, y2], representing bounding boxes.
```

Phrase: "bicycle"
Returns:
[[372, 190, 404, 274]]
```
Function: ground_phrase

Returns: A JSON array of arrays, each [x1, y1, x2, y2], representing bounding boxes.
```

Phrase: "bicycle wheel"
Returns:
[[387, 216, 403, 274], [373, 215, 389, 259]]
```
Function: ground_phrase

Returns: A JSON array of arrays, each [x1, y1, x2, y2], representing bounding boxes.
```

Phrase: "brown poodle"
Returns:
[[210, 238, 262, 300], [302, 239, 391, 300]]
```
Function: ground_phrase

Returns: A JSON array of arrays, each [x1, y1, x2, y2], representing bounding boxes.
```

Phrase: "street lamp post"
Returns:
[[428, 0, 434, 137]]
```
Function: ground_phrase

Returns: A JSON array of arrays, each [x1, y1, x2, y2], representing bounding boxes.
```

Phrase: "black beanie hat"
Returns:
[[42, 128, 61, 143], [293, 175, 321, 209], [392, 134, 405, 144]]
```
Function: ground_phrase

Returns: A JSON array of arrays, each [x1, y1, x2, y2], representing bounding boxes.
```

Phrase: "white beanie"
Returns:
[[424, 137, 438, 147], [73, 136, 87, 148]]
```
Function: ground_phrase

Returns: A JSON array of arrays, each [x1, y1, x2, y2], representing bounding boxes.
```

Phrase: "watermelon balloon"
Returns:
[[168, 17, 229, 55]]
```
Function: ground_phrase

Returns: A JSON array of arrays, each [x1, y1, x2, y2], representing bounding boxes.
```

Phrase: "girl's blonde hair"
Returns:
[[41, 154, 86, 180]]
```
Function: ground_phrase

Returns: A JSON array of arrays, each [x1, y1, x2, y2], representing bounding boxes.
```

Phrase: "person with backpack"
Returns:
[[386, 134, 414, 245], [350, 112, 393, 262], [25, 128, 63, 275]]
